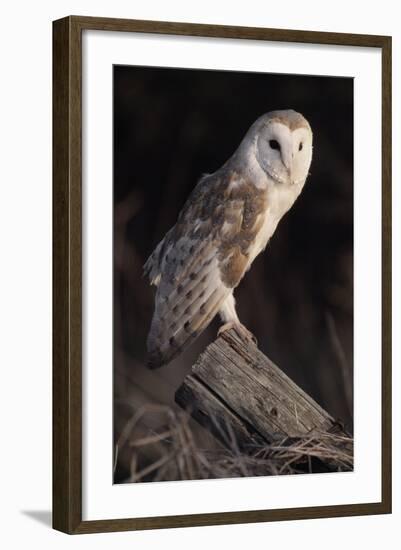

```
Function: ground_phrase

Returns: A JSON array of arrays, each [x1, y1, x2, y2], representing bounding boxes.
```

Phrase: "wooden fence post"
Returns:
[[175, 327, 352, 470]]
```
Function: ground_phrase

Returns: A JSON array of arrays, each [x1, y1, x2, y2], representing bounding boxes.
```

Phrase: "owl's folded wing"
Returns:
[[145, 172, 262, 368]]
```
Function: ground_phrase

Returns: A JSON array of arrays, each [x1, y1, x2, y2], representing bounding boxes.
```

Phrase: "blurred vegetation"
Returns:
[[113, 65, 353, 483]]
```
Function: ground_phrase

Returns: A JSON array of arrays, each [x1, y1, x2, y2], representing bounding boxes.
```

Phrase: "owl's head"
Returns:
[[249, 110, 313, 187]]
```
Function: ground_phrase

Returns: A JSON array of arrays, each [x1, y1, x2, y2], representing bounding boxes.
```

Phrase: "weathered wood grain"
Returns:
[[176, 327, 349, 451], [176, 374, 266, 450]]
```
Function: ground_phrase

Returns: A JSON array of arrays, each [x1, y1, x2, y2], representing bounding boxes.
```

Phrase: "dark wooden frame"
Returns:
[[53, 15, 392, 534]]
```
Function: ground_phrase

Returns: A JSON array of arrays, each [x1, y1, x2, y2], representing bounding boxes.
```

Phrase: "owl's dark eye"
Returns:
[[299, 142, 303, 151], [269, 139, 280, 151]]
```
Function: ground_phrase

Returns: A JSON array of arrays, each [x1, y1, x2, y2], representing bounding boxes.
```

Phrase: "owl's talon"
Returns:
[[217, 321, 235, 337], [218, 321, 258, 345], [241, 326, 258, 345]]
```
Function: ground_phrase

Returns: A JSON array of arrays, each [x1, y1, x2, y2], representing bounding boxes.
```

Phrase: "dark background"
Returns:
[[113, 65, 353, 482]]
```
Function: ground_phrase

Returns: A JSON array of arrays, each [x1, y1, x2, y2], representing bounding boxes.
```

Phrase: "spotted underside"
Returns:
[[144, 170, 268, 368]]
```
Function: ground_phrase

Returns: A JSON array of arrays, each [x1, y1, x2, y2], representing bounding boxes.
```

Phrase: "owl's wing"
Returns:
[[144, 171, 266, 368]]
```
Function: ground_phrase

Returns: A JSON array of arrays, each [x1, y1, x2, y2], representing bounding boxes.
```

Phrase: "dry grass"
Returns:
[[114, 404, 353, 483]]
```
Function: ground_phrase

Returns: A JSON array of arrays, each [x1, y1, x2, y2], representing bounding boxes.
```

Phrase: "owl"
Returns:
[[144, 110, 313, 368]]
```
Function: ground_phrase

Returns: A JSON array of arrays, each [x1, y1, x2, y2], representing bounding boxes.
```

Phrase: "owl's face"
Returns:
[[255, 112, 313, 187]]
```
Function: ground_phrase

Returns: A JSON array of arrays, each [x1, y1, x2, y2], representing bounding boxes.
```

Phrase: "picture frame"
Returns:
[[53, 15, 392, 534]]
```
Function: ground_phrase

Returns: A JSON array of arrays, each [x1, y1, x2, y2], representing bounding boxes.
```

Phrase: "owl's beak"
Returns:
[[281, 144, 293, 180], [282, 153, 293, 182]]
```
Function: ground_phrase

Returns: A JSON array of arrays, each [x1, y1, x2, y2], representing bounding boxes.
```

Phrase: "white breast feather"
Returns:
[[248, 179, 304, 263]]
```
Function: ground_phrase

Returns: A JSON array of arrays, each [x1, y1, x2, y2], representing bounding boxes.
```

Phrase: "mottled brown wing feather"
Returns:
[[145, 171, 267, 368]]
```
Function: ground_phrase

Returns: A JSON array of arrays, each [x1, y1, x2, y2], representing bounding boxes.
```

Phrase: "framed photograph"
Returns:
[[53, 16, 391, 534]]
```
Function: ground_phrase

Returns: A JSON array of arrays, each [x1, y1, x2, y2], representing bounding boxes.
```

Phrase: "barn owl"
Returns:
[[144, 110, 313, 368]]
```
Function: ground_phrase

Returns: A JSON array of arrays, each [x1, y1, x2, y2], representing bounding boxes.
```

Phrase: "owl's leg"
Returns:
[[218, 293, 257, 344]]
